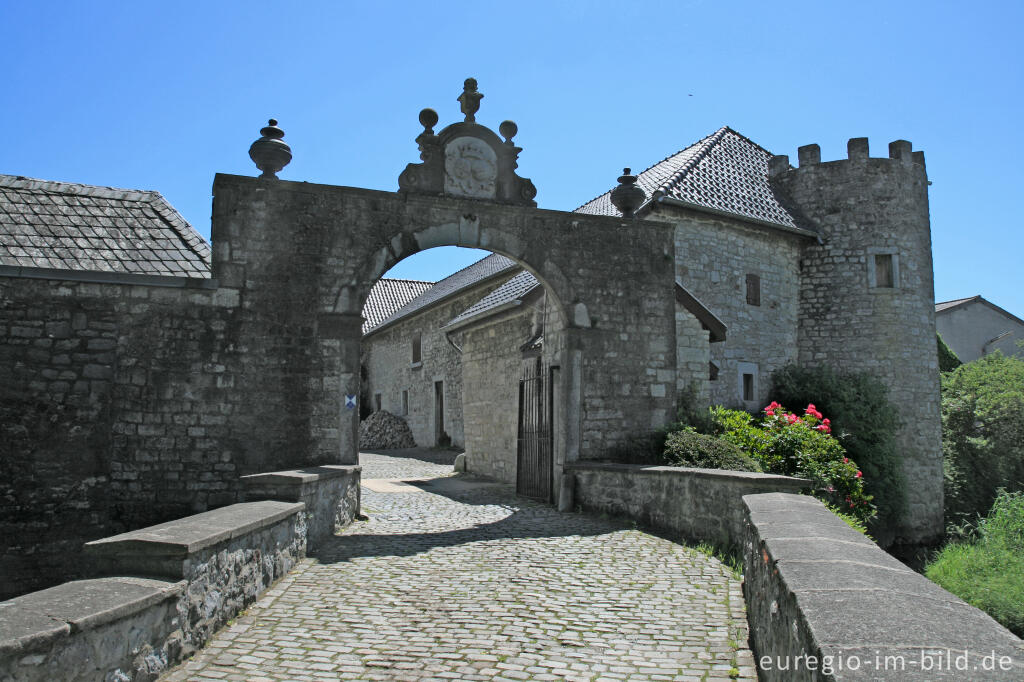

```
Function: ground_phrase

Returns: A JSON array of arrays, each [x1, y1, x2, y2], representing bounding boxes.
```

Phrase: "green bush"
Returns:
[[712, 403, 875, 523], [937, 333, 962, 372], [663, 430, 761, 472], [926, 490, 1024, 637], [770, 365, 903, 535], [942, 352, 1024, 527]]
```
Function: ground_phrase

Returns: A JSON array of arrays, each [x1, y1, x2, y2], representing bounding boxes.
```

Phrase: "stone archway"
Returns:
[[209, 83, 680, 499]]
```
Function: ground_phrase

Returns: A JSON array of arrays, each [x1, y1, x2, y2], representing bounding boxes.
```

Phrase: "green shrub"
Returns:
[[937, 333, 962, 372], [942, 352, 1024, 527], [770, 365, 903, 535], [926, 490, 1024, 637], [712, 402, 876, 523], [663, 430, 761, 472]]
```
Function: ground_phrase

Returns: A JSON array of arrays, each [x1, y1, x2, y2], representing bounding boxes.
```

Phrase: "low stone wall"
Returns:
[[743, 493, 1024, 681], [0, 500, 306, 681], [567, 462, 810, 551], [242, 465, 361, 549]]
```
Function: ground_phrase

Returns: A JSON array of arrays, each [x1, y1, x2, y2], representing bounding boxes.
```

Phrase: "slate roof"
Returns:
[[362, 278, 434, 333], [0, 175, 210, 277], [935, 296, 980, 313], [575, 126, 800, 230], [936, 295, 1024, 326], [445, 270, 541, 329], [365, 253, 518, 335]]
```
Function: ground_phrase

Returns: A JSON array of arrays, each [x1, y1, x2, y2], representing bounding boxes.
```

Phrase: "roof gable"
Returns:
[[936, 295, 1024, 327], [0, 175, 210, 277], [574, 126, 799, 230]]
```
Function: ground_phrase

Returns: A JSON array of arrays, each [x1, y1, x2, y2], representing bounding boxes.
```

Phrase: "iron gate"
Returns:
[[516, 358, 553, 501]]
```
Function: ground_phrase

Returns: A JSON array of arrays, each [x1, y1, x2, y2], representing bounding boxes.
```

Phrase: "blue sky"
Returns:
[[3, 1, 1021, 314]]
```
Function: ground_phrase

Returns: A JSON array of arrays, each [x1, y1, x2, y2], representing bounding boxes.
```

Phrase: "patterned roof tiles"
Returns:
[[0, 175, 210, 277], [362, 278, 434, 333], [574, 126, 800, 230], [445, 270, 540, 329], [365, 253, 519, 335]]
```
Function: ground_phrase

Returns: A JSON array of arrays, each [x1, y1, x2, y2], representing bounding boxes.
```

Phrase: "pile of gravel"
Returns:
[[359, 410, 417, 449]]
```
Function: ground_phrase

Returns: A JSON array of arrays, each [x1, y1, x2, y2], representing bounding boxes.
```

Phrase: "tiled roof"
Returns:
[[365, 253, 518, 335], [362, 278, 434, 333], [574, 126, 800, 230], [445, 270, 541, 329], [0, 175, 210, 277], [935, 296, 980, 313]]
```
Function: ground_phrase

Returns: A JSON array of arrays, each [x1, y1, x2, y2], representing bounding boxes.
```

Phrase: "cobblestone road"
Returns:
[[164, 450, 754, 681]]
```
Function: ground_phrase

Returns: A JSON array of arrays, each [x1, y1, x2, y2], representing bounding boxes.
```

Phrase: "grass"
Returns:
[[925, 490, 1024, 637]]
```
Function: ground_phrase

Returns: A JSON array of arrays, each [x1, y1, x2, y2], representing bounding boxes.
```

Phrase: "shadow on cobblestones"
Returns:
[[316, 475, 624, 565]]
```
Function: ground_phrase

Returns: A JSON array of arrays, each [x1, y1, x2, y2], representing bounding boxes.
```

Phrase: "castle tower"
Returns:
[[770, 138, 942, 546]]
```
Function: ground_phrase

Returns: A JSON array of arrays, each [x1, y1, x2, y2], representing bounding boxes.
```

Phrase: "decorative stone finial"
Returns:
[[499, 120, 518, 144], [419, 108, 439, 134], [609, 167, 646, 217], [248, 119, 292, 179], [457, 78, 484, 123]]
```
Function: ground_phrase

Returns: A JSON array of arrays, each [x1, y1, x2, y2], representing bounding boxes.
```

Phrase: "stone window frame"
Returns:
[[411, 332, 422, 368], [737, 361, 758, 406], [401, 389, 409, 416], [866, 247, 900, 291], [745, 273, 761, 306]]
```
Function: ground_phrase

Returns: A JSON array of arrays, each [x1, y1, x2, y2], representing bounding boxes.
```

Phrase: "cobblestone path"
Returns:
[[164, 450, 755, 681]]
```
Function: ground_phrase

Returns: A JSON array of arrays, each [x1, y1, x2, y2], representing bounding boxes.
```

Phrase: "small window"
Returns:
[[401, 390, 409, 416], [737, 361, 758, 404], [874, 254, 894, 288], [709, 361, 719, 381], [745, 273, 761, 306], [374, 393, 382, 412], [412, 333, 422, 364], [867, 249, 899, 289]]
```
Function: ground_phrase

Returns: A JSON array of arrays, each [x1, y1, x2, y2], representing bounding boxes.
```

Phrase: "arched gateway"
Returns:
[[212, 81, 679, 500]]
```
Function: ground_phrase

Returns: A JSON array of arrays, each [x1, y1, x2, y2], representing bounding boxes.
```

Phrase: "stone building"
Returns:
[[0, 88, 944, 597], [935, 295, 1024, 363], [362, 126, 941, 531]]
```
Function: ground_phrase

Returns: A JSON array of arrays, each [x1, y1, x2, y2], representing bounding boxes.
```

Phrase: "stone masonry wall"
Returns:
[[773, 140, 942, 544], [361, 271, 516, 448], [0, 274, 243, 600], [659, 209, 806, 411], [459, 308, 534, 483], [676, 306, 711, 405]]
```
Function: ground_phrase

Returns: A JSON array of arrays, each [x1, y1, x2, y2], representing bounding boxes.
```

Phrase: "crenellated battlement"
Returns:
[[768, 137, 926, 180]]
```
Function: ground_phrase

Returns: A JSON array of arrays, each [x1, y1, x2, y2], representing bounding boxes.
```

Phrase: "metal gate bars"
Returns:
[[516, 357, 553, 501]]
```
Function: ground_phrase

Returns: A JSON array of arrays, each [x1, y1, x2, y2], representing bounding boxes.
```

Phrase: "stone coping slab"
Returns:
[[84, 500, 304, 559], [566, 461, 811, 487], [743, 492, 1024, 680], [0, 577, 181, 657], [240, 464, 361, 489]]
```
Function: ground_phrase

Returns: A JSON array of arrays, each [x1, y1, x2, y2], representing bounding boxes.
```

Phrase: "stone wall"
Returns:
[[361, 271, 516, 448], [743, 493, 1023, 681], [567, 462, 810, 552], [659, 208, 805, 410], [0, 272, 242, 599], [0, 500, 308, 682], [676, 306, 712, 404], [773, 140, 942, 544], [458, 307, 534, 483]]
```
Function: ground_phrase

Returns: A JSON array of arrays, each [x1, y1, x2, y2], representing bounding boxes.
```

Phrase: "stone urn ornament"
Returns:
[[249, 119, 292, 179], [609, 167, 647, 217]]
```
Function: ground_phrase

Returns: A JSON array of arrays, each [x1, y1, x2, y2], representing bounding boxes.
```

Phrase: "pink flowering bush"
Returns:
[[713, 402, 875, 523]]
